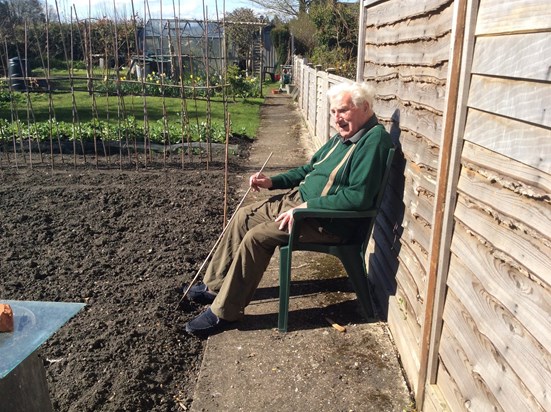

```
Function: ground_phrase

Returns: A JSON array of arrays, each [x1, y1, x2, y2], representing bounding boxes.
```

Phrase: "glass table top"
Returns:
[[0, 300, 85, 379]]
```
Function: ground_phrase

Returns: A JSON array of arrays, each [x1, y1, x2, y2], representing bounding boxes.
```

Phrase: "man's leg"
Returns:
[[209, 220, 291, 321], [185, 190, 345, 333], [202, 190, 301, 292], [185, 191, 301, 334], [210, 215, 346, 321]]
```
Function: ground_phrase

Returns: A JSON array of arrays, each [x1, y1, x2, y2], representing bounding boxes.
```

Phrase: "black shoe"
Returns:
[[185, 283, 217, 305], [185, 307, 229, 335]]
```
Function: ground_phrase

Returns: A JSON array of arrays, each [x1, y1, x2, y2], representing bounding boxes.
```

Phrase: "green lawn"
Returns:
[[2, 91, 263, 139], [1, 64, 283, 141]]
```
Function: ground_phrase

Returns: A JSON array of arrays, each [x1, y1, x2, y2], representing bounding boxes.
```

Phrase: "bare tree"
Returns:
[[246, 0, 314, 19], [6, 0, 45, 23]]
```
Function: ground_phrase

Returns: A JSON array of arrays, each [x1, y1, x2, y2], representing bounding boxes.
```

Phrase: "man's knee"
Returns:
[[231, 205, 253, 228], [243, 223, 288, 250]]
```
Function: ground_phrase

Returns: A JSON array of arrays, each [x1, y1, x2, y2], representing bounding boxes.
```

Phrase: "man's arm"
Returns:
[[269, 137, 338, 190]]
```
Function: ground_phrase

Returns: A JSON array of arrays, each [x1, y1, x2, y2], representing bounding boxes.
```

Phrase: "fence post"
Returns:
[[307, 63, 314, 131], [323, 70, 331, 143], [314, 65, 321, 140]]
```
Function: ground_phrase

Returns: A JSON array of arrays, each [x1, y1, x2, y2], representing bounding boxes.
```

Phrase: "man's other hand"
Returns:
[[275, 203, 307, 233]]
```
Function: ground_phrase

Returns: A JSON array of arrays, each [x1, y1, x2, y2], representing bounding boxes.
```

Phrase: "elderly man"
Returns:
[[184, 81, 393, 335]]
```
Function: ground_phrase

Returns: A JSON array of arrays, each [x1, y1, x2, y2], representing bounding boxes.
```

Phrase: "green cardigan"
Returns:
[[270, 114, 393, 237]]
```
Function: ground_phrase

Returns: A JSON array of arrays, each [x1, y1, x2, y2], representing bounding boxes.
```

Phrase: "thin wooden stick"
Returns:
[[169, 0, 190, 169], [111, 1, 126, 168], [159, 0, 169, 168], [177, 151, 273, 308], [203, 2, 212, 166], [73, 6, 101, 168], [141, 0, 152, 166], [223, 112, 230, 227]]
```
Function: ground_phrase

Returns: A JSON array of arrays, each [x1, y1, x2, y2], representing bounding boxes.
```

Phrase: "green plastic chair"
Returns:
[[278, 148, 395, 332]]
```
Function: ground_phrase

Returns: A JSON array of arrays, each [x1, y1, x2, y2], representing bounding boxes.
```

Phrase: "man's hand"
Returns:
[[275, 202, 307, 233], [249, 172, 272, 192]]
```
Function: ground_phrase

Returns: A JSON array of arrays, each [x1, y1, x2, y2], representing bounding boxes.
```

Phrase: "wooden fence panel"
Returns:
[[294, 0, 551, 407], [362, 0, 443, 401], [438, 320, 507, 411], [451, 219, 551, 365], [475, 0, 551, 35], [457, 167, 551, 243], [430, 0, 551, 409], [454, 187, 550, 291], [462, 141, 551, 194], [443, 256, 549, 411], [433, 141, 551, 411], [315, 73, 328, 141], [468, 75, 551, 127], [292, 60, 351, 148], [361, 0, 453, 387], [362, 0, 453, 26]]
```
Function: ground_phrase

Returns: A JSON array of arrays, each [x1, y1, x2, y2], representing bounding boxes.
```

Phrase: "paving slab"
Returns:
[[190, 94, 413, 412]]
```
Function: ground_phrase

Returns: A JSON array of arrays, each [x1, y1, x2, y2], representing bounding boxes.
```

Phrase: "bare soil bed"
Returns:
[[1, 154, 248, 411]]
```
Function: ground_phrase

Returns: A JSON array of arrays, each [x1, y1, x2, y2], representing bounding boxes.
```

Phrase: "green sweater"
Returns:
[[270, 114, 393, 236]]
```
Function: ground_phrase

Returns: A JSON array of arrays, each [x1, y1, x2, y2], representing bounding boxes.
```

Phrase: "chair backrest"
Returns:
[[357, 147, 395, 246], [374, 147, 395, 211]]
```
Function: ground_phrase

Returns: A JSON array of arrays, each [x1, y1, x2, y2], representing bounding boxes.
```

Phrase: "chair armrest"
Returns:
[[291, 208, 378, 221], [288, 208, 379, 247]]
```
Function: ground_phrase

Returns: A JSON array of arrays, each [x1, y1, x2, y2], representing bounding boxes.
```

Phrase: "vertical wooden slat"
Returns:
[[416, 0, 470, 407], [425, 0, 480, 391], [313, 67, 319, 137], [356, 0, 367, 82]]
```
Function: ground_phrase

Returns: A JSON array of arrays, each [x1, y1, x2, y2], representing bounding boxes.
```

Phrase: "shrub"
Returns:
[[226, 65, 260, 100], [0, 85, 11, 105]]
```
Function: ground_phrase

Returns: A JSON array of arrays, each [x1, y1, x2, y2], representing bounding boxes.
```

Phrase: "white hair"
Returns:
[[327, 82, 375, 109]]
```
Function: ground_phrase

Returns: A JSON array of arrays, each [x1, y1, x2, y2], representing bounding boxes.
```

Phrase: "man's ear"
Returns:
[[363, 102, 371, 113]]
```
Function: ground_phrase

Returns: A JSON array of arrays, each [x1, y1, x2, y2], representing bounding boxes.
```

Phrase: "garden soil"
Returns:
[[1, 94, 413, 411]]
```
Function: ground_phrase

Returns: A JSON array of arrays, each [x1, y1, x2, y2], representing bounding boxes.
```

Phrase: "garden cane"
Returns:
[[177, 152, 273, 308]]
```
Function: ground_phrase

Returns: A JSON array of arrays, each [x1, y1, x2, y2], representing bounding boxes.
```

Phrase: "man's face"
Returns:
[[330, 93, 371, 140]]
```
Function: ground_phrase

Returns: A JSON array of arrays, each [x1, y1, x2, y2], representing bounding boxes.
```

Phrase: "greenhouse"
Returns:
[[134, 18, 276, 80]]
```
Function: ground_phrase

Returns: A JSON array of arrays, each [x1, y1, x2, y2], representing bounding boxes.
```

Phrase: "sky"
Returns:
[[58, 0, 264, 21]]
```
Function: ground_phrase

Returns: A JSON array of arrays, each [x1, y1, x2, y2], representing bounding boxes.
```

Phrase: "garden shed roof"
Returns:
[[143, 19, 223, 39]]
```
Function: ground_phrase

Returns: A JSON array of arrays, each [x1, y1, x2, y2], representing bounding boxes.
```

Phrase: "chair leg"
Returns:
[[338, 250, 374, 319], [278, 246, 292, 332]]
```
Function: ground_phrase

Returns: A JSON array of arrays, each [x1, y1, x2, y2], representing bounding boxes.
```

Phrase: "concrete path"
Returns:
[[190, 94, 413, 412]]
